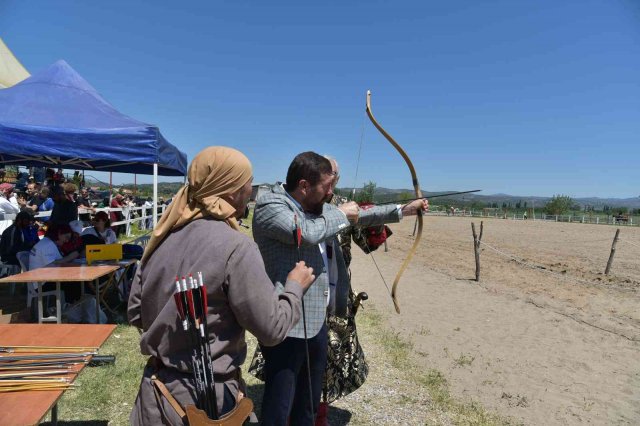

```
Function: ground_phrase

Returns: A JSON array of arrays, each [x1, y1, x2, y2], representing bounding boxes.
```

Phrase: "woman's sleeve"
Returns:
[[225, 238, 303, 346]]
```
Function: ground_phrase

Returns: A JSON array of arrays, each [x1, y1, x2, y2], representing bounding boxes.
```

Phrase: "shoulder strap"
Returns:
[[151, 375, 187, 420]]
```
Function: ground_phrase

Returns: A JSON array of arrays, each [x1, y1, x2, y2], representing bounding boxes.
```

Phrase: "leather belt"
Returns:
[[148, 356, 240, 383]]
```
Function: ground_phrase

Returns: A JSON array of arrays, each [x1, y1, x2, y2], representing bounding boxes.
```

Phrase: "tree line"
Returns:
[[337, 184, 639, 216]]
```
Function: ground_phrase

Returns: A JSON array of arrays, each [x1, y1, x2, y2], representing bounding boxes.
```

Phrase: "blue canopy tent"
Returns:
[[0, 60, 187, 225]]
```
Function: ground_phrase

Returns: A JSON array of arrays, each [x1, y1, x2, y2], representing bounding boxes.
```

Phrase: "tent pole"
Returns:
[[153, 163, 158, 228], [109, 172, 113, 206], [134, 174, 137, 195]]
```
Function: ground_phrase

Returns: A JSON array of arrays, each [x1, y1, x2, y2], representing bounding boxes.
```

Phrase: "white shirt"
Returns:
[[283, 188, 333, 306], [29, 237, 62, 270], [0, 196, 20, 214], [82, 227, 117, 244]]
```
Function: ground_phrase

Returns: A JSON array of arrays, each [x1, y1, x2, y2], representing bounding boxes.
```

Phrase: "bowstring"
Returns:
[[352, 106, 394, 306], [350, 113, 366, 201]]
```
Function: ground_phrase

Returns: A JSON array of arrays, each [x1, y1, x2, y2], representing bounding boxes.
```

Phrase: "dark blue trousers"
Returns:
[[260, 323, 328, 426]]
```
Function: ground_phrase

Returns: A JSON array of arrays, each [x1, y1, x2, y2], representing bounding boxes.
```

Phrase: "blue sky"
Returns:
[[1, 0, 639, 197]]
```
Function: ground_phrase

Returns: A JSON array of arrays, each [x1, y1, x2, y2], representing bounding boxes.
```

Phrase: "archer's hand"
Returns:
[[401, 198, 429, 216], [287, 261, 315, 292], [338, 201, 360, 224]]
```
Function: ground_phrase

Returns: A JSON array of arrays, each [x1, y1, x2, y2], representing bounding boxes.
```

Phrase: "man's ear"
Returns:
[[298, 179, 309, 195]]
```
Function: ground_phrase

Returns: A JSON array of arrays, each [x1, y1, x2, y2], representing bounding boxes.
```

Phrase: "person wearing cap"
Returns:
[[0, 211, 38, 266], [82, 211, 117, 244], [0, 183, 22, 235], [127, 146, 315, 425], [0, 183, 20, 210]]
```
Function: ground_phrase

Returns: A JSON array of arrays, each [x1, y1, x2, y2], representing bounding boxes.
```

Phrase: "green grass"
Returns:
[[43, 325, 147, 425]]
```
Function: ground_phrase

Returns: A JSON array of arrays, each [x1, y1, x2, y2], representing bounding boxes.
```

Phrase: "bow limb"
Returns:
[[366, 90, 423, 314]]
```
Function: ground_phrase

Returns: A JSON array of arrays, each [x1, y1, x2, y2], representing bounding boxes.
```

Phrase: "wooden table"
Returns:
[[0, 324, 116, 426], [0, 265, 119, 324]]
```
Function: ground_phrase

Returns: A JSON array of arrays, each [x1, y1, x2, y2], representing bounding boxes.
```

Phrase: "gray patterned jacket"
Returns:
[[252, 184, 400, 339]]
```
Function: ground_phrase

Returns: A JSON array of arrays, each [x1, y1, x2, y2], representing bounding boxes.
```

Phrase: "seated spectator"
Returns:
[[49, 183, 78, 226], [110, 193, 125, 237], [0, 183, 20, 214], [52, 168, 64, 186], [16, 172, 29, 192], [144, 197, 153, 228], [29, 223, 79, 270], [28, 187, 54, 219], [25, 182, 38, 199], [0, 211, 38, 266], [76, 187, 95, 224], [45, 168, 55, 187], [0, 183, 22, 235], [82, 211, 117, 244], [61, 220, 85, 257], [30, 223, 106, 324]]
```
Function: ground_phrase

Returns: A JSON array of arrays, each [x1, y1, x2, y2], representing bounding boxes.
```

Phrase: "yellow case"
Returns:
[[86, 244, 123, 265]]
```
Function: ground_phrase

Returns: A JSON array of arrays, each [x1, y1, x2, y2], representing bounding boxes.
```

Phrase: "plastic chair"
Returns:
[[15, 251, 36, 308], [16, 251, 58, 321]]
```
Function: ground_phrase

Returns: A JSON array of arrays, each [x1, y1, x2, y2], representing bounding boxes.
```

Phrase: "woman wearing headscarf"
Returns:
[[128, 147, 314, 425]]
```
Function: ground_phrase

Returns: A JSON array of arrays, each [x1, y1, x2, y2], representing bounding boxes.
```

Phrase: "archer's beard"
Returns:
[[306, 201, 324, 216]]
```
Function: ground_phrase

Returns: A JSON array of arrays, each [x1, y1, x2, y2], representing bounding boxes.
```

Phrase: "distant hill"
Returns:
[[337, 187, 640, 210]]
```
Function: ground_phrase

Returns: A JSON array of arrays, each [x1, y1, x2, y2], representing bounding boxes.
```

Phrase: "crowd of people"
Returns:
[[0, 167, 170, 324]]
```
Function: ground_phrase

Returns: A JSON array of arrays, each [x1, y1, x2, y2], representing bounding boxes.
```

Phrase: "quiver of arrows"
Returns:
[[172, 272, 252, 424]]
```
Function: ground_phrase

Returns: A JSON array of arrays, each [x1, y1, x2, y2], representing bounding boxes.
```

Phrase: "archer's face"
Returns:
[[301, 173, 335, 214]]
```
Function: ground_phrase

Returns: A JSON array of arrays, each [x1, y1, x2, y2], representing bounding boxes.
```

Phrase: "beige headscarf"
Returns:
[[141, 146, 252, 264]]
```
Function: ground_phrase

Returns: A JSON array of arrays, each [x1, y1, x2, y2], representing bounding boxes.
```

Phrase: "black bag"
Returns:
[[122, 243, 144, 260]]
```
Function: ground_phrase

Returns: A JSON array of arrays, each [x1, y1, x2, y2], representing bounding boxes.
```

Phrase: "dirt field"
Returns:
[[349, 216, 640, 425]]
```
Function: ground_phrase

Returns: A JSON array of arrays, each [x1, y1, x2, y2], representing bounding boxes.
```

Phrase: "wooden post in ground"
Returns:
[[471, 221, 484, 281], [605, 228, 621, 275]]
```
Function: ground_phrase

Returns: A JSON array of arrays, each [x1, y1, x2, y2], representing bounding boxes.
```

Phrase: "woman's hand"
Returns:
[[287, 261, 315, 292]]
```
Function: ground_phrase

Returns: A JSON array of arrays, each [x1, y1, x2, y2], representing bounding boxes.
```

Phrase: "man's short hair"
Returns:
[[63, 182, 77, 194], [285, 152, 333, 192]]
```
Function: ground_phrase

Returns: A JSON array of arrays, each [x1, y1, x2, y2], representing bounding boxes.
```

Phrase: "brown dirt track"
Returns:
[[349, 215, 640, 425]]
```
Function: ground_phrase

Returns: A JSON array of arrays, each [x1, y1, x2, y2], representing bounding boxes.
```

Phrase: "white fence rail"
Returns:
[[427, 209, 637, 226]]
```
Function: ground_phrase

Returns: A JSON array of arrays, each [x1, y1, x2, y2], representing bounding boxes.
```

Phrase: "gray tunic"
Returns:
[[128, 218, 303, 424]]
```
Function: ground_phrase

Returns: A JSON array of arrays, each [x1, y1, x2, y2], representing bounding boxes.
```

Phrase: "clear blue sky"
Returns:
[[1, 0, 639, 198]]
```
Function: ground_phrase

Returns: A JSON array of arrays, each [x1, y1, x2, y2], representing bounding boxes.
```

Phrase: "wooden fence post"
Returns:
[[605, 228, 621, 275], [471, 221, 483, 281]]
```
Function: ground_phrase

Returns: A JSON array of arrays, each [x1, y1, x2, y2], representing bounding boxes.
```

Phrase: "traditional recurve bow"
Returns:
[[365, 90, 423, 314]]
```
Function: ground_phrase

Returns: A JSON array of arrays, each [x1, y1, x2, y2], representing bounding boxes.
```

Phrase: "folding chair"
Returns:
[[16, 251, 58, 322]]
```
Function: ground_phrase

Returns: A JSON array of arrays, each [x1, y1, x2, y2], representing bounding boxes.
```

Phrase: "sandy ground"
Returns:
[[349, 215, 640, 425]]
